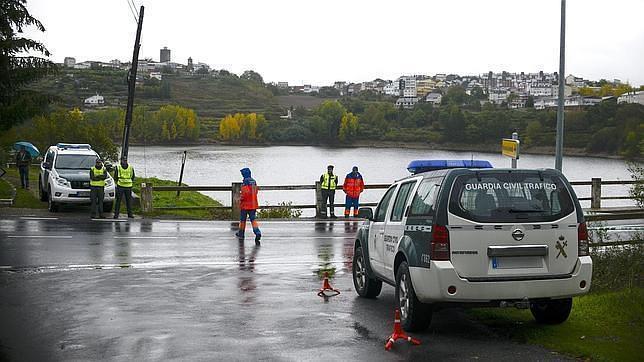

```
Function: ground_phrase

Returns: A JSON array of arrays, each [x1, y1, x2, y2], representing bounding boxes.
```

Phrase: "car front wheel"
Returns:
[[352, 245, 382, 298], [47, 187, 58, 212], [395, 261, 432, 332], [530, 298, 572, 324], [38, 178, 47, 201]]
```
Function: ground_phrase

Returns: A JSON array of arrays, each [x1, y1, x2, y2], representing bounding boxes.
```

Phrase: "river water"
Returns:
[[127, 145, 636, 213]]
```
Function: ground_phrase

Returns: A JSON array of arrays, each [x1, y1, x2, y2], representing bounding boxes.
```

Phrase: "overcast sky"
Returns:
[[23, 0, 644, 86]]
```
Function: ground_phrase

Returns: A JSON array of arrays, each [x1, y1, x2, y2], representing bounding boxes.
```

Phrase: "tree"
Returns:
[[315, 100, 347, 142], [0, 0, 57, 130], [470, 85, 485, 100], [241, 70, 263, 84], [525, 95, 535, 108], [338, 112, 358, 142]]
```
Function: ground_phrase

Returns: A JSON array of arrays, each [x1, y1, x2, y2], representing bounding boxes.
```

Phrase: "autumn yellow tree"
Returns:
[[218, 113, 266, 142], [338, 112, 359, 142]]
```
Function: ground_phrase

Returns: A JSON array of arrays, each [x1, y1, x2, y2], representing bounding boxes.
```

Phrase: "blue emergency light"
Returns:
[[407, 159, 493, 174], [56, 143, 92, 150]]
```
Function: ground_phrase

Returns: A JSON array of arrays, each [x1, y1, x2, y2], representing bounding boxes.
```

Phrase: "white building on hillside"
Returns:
[[84, 94, 104, 105], [396, 97, 418, 109], [617, 91, 644, 105], [425, 93, 442, 105], [383, 81, 400, 96]]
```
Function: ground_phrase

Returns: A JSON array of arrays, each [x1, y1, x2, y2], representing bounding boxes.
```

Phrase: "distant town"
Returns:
[[63, 46, 644, 110]]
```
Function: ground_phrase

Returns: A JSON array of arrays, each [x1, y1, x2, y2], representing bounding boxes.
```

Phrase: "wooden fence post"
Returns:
[[591, 178, 601, 209], [231, 182, 241, 221], [315, 181, 323, 218], [140, 182, 153, 213]]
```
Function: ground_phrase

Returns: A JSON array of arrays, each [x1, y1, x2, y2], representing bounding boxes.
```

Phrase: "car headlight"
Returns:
[[55, 176, 70, 188]]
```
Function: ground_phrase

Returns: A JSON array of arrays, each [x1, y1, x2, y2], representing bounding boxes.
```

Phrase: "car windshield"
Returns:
[[55, 154, 98, 169], [449, 171, 575, 222]]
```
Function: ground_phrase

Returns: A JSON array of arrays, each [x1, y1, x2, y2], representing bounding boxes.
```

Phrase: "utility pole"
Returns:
[[555, 0, 565, 171], [120, 5, 144, 161]]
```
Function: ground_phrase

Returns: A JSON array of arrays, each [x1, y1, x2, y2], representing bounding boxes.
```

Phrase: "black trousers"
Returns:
[[114, 186, 133, 217], [90, 186, 104, 217], [18, 166, 29, 188], [321, 189, 336, 216]]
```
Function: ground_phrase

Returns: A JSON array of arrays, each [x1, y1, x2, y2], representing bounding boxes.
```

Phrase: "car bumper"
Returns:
[[410, 256, 592, 303], [51, 186, 116, 203]]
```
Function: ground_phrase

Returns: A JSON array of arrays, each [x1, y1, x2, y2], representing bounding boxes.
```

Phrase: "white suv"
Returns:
[[39, 143, 115, 212], [353, 160, 592, 331]]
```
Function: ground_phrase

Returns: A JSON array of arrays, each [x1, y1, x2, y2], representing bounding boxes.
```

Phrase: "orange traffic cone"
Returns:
[[384, 309, 421, 351], [317, 272, 340, 298]]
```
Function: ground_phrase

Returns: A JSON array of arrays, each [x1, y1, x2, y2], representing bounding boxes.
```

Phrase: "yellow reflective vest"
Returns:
[[117, 164, 133, 188], [321, 172, 338, 190], [90, 167, 106, 187]]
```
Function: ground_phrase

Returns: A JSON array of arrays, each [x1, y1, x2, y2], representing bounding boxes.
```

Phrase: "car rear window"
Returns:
[[448, 171, 575, 222]]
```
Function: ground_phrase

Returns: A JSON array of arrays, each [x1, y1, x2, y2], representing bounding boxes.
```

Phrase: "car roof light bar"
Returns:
[[407, 159, 493, 174], [56, 143, 92, 150]]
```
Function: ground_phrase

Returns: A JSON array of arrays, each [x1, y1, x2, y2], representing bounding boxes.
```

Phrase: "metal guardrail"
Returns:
[[140, 178, 643, 220]]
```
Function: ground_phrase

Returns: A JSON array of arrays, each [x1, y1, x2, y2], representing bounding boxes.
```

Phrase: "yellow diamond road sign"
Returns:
[[502, 139, 520, 159]]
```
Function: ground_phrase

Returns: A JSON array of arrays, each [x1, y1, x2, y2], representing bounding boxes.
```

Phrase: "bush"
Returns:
[[590, 244, 643, 292], [257, 201, 302, 218]]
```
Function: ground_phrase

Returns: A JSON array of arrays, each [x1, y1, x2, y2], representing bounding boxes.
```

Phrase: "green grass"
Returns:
[[468, 288, 643, 361], [0, 166, 46, 208], [131, 177, 227, 219], [0, 178, 12, 199]]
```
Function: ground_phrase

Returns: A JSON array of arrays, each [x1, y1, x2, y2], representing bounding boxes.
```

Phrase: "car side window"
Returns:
[[375, 186, 397, 222], [390, 181, 416, 222], [410, 179, 440, 216], [45, 151, 54, 164]]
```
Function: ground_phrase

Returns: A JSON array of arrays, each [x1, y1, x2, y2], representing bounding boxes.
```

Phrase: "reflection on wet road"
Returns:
[[0, 215, 567, 361]]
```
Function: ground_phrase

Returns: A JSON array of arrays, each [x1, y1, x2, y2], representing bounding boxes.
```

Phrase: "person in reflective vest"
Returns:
[[89, 158, 107, 218], [319, 165, 338, 218], [343, 166, 364, 217], [236, 167, 262, 245], [113, 157, 135, 219]]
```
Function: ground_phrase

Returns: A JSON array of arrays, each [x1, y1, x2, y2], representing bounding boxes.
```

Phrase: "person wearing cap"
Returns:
[[89, 158, 108, 218], [236, 167, 262, 245], [113, 157, 135, 219], [319, 165, 339, 218], [343, 166, 365, 218]]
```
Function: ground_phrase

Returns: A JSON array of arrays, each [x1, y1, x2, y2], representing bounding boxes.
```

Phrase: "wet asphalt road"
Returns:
[[0, 211, 571, 361]]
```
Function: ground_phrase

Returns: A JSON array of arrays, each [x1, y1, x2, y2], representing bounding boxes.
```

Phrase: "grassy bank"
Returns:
[[0, 166, 46, 208], [468, 245, 644, 361], [131, 177, 226, 219], [469, 288, 643, 361]]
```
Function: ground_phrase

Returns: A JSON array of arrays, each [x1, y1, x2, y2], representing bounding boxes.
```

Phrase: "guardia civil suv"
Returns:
[[352, 160, 592, 331], [39, 143, 115, 212]]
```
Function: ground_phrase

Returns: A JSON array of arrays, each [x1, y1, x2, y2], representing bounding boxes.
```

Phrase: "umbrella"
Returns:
[[13, 141, 40, 157]]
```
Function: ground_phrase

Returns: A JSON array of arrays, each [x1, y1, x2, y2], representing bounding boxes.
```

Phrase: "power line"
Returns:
[[129, 0, 139, 18], [125, 0, 138, 24]]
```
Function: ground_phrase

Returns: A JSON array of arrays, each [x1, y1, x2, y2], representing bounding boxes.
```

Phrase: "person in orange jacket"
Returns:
[[236, 167, 262, 245], [343, 166, 364, 217]]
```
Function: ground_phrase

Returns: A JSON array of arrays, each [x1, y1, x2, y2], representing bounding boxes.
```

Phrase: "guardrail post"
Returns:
[[591, 178, 601, 209], [315, 181, 323, 218], [231, 182, 241, 221], [140, 182, 153, 213]]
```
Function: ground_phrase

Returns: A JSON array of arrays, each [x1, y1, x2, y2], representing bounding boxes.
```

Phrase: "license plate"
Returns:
[[77, 191, 90, 197], [493, 256, 542, 269]]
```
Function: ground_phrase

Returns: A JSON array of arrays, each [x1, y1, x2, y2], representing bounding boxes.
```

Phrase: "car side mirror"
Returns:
[[42, 162, 51, 170], [357, 207, 373, 220]]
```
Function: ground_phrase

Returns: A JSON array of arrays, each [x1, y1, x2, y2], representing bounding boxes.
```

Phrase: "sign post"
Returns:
[[502, 132, 520, 168]]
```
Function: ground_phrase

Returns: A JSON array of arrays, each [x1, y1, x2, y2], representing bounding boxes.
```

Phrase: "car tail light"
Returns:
[[431, 225, 450, 260], [578, 222, 589, 256]]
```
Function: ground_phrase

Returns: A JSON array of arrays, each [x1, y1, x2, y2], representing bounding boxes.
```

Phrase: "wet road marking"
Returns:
[[19, 217, 59, 220], [7, 235, 73, 239], [113, 236, 178, 239]]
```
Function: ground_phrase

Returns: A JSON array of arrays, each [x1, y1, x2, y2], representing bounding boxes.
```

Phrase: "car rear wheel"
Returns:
[[47, 187, 58, 212], [352, 245, 382, 298], [530, 298, 572, 324], [395, 261, 432, 332]]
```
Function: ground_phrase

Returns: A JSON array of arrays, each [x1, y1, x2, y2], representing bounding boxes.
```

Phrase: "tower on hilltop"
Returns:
[[160, 46, 171, 63]]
